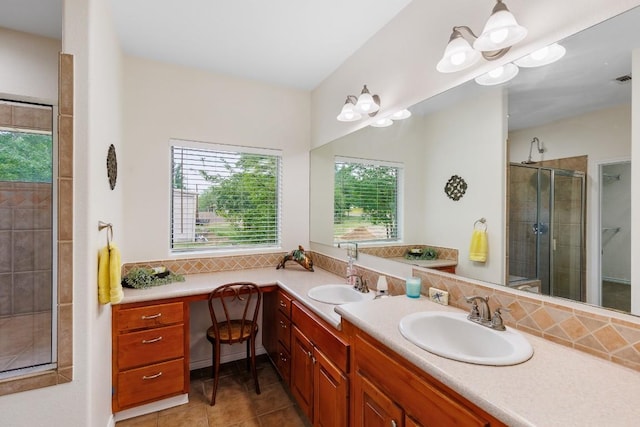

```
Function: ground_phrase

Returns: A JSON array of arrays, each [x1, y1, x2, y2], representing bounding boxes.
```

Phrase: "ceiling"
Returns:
[[0, 0, 412, 90]]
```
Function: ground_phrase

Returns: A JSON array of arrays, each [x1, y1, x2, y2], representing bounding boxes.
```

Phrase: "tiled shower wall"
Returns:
[[0, 182, 53, 316]]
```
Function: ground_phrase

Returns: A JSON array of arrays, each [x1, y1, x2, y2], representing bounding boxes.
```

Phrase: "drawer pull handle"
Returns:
[[279, 353, 288, 362], [279, 300, 287, 308], [142, 372, 163, 380], [141, 336, 163, 344], [279, 321, 287, 329], [141, 313, 162, 320], [391, 421, 397, 427]]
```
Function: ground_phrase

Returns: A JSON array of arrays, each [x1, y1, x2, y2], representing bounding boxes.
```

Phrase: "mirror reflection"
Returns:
[[310, 7, 638, 314]]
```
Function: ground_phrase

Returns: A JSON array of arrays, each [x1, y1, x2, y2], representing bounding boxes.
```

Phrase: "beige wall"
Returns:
[[121, 56, 311, 263], [0, 27, 59, 102]]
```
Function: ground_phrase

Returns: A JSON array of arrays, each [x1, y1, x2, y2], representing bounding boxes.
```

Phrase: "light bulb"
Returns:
[[489, 28, 509, 44], [488, 66, 505, 78], [450, 52, 467, 66]]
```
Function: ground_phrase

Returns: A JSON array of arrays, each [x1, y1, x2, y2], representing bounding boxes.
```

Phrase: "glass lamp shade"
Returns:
[[474, 63, 519, 86], [515, 43, 566, 68], [473, 7, 527, 51], [391, 109, 412, 120], [354, 89, 380, 114], [336, 100, 362, 122], [370, 117, 393, 128], [437, 35, 481, 73]]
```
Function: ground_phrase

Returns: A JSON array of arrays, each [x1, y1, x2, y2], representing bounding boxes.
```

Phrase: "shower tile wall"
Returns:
[[0, 182, 52, 316]]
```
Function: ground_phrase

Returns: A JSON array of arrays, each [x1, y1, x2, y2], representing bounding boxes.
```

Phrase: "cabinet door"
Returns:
[[354, 372, 403, 427], [314, 349, 348, 427], [291, 325, 314, 420]]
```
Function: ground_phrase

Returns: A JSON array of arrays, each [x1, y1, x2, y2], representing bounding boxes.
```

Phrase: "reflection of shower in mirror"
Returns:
[[521, 137, 545, 164]]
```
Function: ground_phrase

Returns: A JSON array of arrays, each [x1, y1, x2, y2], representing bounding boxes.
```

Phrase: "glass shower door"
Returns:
[[550, 170, 585, 301]]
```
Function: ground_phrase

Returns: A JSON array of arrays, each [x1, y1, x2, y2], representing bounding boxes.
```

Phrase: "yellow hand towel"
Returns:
[[98, 245, 111, 304], [469, 229, 488, 262], [109, 242, 123, 304]]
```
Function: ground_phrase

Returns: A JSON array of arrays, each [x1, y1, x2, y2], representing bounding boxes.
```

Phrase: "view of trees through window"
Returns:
[[171, 145, 281, 251], [0, 131, 53, 182], [334, 159, 400, 243]]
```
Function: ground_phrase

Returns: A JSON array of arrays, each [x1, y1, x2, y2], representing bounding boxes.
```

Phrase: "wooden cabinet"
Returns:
[[291, 301, 349, 427], [347, 322, 505, 427], [112, 300, 189, 412], [263, 289, 293, 386]]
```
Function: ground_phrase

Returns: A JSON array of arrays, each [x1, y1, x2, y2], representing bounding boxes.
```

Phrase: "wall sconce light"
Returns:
[[370, 109, 412, 128], [475, 63, 520, 86], [514, 43, 566, 68], [436, 0, 527, 73], [337, 85, 380, 122]]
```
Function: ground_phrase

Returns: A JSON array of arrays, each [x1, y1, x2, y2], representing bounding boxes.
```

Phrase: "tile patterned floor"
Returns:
[[116, 356, 309, 427], [0, 312, 52, 374]]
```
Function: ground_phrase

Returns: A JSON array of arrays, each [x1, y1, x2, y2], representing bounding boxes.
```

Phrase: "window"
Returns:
[[170, 141, 282, 252], [334, 157, 402, 244]]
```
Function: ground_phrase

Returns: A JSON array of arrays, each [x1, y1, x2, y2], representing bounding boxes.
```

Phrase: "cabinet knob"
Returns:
[[141, 313, 162, 320]]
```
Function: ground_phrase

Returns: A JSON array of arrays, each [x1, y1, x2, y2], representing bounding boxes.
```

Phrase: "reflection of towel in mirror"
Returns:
[[98, 243, 123, 304], [469, 229, 488, 262]]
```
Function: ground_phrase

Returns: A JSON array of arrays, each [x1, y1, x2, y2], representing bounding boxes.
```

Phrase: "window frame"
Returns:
[[333, 155, 404, 245], [169, 139, 283, 254]]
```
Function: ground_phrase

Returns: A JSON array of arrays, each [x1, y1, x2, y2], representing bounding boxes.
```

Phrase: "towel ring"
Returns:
[[474, 218, 487, 231], [98, 221, 113, 245]]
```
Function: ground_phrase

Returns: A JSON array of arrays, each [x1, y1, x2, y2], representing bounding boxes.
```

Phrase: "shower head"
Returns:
[[524, 137, 545, 164]]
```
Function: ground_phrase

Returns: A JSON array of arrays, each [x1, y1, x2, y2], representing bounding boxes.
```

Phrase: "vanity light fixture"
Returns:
[[336, 85, 380, 122], [436, 0, 527, 73], [370, 109, 412, 128], [515, 43, 566, 68], [475, 63, 519, 86]]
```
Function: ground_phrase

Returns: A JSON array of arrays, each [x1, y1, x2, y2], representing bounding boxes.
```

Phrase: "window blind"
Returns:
[[334, 157, 401, 244], [171, 143, 282, 252]]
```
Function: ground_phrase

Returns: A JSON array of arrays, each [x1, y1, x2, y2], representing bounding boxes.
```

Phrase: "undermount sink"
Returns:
[[307, 284, 376, 305], [399, 311, 533, 366]]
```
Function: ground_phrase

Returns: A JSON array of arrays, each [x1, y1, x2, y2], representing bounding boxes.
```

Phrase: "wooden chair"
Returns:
[[206, 282, 262, 405]]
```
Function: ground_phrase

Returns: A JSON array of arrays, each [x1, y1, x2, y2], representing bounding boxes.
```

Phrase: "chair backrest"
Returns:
[[208, 282, 262, 344]]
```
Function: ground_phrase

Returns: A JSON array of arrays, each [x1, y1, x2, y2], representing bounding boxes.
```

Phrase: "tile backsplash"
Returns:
[[311, 251, 640, 372], [123, 250, 640, 372]]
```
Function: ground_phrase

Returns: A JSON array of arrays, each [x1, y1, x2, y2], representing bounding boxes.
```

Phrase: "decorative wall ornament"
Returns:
[[107, 144, 117, 190], [444, 175, 467, 201]]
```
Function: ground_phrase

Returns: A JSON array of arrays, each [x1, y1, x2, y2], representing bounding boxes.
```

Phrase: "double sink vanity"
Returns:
[[112, 265, 640, 426]]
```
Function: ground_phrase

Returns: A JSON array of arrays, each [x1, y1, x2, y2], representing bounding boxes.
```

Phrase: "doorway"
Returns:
[[600, 161, 631, 312]]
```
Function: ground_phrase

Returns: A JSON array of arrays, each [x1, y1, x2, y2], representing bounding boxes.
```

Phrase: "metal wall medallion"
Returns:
[[107, 144, 117, 190], [444, 174, 467, 201]]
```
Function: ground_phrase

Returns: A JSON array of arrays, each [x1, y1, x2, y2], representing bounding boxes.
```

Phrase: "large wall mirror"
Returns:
[[310, 7, 638, 315]]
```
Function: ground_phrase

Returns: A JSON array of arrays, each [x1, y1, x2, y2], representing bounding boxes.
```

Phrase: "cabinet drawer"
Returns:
[[277, 290, 292, 317], [117, 358, 185, 409], [276, 310, 291, 351], [117, 324, 184, 370], [117, 302, 184, 332], [276, 342, 291, 386]]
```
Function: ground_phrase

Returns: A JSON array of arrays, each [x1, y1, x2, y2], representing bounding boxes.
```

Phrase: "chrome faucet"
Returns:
[[465, 295, 491, 325], [347, 274, 370, 293], [465, 295, 510, 331]]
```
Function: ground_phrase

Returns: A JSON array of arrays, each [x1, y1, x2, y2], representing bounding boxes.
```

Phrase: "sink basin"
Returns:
[[399, 311, 533, 366], [307, 284, 376, 305]]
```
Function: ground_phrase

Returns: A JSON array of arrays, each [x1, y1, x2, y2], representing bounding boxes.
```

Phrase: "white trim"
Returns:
[[114, 394, 189, 422], [335, 155, 403, 169], [169, 138, 282, 157]]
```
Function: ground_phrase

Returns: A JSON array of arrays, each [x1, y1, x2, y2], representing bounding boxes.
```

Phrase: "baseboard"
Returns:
[[189, 345, 266, 371], [114, 394, 189, 422]]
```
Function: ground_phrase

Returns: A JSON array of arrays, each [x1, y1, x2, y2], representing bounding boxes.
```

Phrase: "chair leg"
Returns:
[[245, 340, 250, 371], [211, 340, 221, 406], [250, 335, 260, 395]]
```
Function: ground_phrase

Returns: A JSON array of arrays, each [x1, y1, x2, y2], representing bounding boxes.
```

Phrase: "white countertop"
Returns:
[[119, 266, 346, 328], [336, 295, 640, 427], [389, 257, 457, 268], [120, 266, 640, 426]]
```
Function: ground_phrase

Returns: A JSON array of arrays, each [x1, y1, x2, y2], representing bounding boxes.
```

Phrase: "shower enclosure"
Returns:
[[508, 163, 586, 301]]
